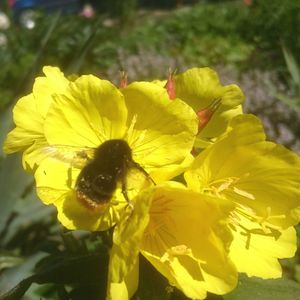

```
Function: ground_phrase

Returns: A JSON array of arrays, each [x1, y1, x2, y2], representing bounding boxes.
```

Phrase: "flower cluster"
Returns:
[[4, 66, 300, 299]]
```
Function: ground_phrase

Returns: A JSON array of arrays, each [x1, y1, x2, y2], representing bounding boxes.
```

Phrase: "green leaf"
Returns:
[[133, 255, 171, 300], [0, 253, 24, 271], [0, 253, 46, 300], [0, 251, 109, 300], [66, 17, 103, 74], [0, 108, 13, 155], [224, 275, 300, 300], [1, 189, 55, 248], [0, 276, 35, 300], [295, 265, 300, 283], [275, 93, 300, 115], [282, 45, 300, 87], [0, 154, 33, 234], [35, 252, 109, 285]]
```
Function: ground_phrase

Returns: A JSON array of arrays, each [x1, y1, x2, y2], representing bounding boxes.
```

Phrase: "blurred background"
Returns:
[[0, 0, 300, 299]]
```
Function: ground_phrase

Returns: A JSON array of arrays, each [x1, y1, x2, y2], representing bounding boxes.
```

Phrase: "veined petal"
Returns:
[[33, 66, 69, 118], [141, 183, 237, 299], [44, 75, 128, 147], [122, 82, 198, 181], [174, 68, 244, 111], [21, 138, 49, 171], [150, 153, 195, 183], [229, 214, 297, 278], [108, 188, 154, 284], [4, 66, 70, 170], [107, 189, 152, 299], [174, 67, 220, 109], [3, 94, 44, 154]]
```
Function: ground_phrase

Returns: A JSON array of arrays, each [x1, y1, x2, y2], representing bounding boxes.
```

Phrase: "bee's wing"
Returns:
[[42, 145, 95, 168]]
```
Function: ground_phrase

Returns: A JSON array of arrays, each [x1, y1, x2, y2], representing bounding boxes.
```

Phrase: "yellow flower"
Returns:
[[107, 182, 238, 300], [4, 66, 69, 171], [185, 114, 300, 278], [4, 67, 198, 231]]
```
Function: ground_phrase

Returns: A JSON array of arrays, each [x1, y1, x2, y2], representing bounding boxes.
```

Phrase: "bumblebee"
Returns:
[[44, 139, 153, 212]]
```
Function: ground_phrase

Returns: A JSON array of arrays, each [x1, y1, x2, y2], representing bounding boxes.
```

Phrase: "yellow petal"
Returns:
[[174, 67, 244, 111], [109, 188, 154, 283], [21, 138, 49, 171], [198, 104, 243, 142], [33, 66, 69, 118], [151, 79, 167, 88], [143, 254, 208, 300], [229, 213, 297, 278], [107, 259, 139, 300], [4, 66, 70, 169], [44, 75, 127, 147], [141, 183, 237, 298], [150, 153, 195, 183], [3, 94, 44, 154], [174, 67, 220, 110], [122, 82, 197, 178]]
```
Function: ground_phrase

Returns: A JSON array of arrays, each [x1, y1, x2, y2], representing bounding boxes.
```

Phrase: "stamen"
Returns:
[[161, 245, 192, 263], [233, 187, 255, 200], [126, 114, 138, 139], [231, 204, 283, 239], [124, 114, 149, 153], [207, 176, 255, 201], [208, 177, 239, 194]]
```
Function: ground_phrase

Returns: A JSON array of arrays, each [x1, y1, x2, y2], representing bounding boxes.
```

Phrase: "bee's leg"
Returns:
[[132, 162, 156, 185], [122, 182, 130, 202], [122, 180, 134, 209], [67, 166, 73, 188]]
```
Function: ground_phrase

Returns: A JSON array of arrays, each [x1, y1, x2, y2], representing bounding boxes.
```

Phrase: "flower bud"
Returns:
[[197, 98, 221, 133]]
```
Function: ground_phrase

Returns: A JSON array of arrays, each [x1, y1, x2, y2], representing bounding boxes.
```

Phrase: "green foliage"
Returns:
[[0, 2, 256, 110], [271, 46, 300, 115], [0, 246, 109, 299], [111, 0, 138, 24], [237, 0, 300, 70], [1, 0, 300, 110], [224, 275, 300, 300]]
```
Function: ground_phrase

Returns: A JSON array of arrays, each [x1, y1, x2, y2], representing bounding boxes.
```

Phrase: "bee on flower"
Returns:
[[3, 65, 300, 300]]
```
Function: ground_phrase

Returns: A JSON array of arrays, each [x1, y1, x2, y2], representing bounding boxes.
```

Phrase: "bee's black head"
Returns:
[[94, 139, 132, 161]]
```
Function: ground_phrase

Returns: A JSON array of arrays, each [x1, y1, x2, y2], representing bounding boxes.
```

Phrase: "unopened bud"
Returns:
[[197, 98, 221, 133], [119, 71, 128, 88], [165, 68, 176, 100]]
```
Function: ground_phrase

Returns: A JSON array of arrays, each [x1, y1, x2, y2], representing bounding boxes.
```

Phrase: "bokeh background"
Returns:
[[0, 1, 300, 299]]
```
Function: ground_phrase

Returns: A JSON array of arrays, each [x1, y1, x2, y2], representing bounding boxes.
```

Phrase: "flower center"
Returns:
[[203, 175, 285, 246], [142, 195, 177, 255]]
